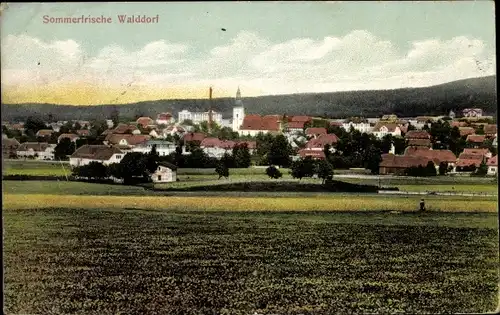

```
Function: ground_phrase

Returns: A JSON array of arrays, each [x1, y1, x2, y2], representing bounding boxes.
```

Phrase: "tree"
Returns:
[[316, 159, 334, 184], [233, 143, 251, 168], [72, 162, 108, 180], [425, 161, 437, 176], [215, 162, 229, 179], [146, 144, 160, 174], [25, 116, 47, 134], [323, 143, 332, 159], [54, 138, 76, 160], [438, 162, 449, 175], [290, 157, 315, 180], [364, 145, 382, 174], [119, 152, 150, 184], [268, 134, 292, 167], [475, 160, 488, 176], [266, 165, 282, 179]]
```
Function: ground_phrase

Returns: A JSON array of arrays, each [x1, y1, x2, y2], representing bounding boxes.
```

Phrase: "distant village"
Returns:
[[2, 88, 498, 182]]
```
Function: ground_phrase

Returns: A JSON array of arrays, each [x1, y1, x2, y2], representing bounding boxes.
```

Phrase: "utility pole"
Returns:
[[208, 86, 213, 134]]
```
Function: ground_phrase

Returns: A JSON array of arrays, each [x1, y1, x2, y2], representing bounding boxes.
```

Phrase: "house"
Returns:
[[76, 129, 91, 137], [305, 127, 327, 138], [49, 122, 63, 132], [450, 121, 468, 128], [342, 120, 373, 134], [466, 134, 486, 147], [305, 134, 339, 151], [182, 132, 206, 143], [161, 125, 186, 138], [449, 110, 456, 119], [156, 112, 175, 125], [381, 114, 398, 122], [238, 115, 281, 137], [10, 123, 25, 133], [104, 134, 151, 148], [152, 162, 177, 183], [57, 133, 80, 143], [200, 137, 235, 158], [106, 119, 115, 129], [70, 145, 124, 167], [462, 108, 483, 118], [459, 127, 475, 137], [177, 109, 223, 126], [462, 148, 492, 159], [455, 156, 484, 171], [17, 142, 56, 160], [136, 117, 155, 128], [484, 124, 497, 137], [112, 123, 141, 135], [486, 155, 497, 176], [131, 140, 178, 156], [379, 154, 430, 175], [2, 138, 20, 158], [405, 130, 431, 147], [404, 147, 457, 168], [298, 149, 326, 160], [236, 140, 257, 154], [36, 129, 54, 138], [286, 116, 312, 133], [372, 122, 402, 139]]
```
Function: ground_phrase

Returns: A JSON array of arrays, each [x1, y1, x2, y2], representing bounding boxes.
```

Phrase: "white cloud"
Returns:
[[1, 31, 496, 97]]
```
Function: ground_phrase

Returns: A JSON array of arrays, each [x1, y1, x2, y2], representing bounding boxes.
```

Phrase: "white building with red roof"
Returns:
[[238, 114, 282, 137], [156, 112, 175, 125], [487, 155, 497, 175]]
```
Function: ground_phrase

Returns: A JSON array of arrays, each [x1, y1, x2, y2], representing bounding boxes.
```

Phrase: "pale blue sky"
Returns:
[[0, 1, 496, 104]]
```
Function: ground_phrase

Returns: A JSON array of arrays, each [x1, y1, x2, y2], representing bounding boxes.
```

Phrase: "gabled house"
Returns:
[[156, 112, 175, 125], [305, 134, 339, 151], [298, 149, 326, 160], [17, 142, 56, 160], [58, 133, 80, 143], [136, 117, 155, 128], [462, 108, 483, 118], [462, 148, 492, 159], [405, 130, 431, 147], [466, 134, 486, 147], [162, 125, 186, 138], [131, 140, 178, 156], [286, 116, 312, 133], [112, 123, 141, 135], [404, 147, 457, 168], [450, 121, 468, 128], [70, 145, 124, 167], [459, 127, 475, 137], [484, 124, 497, 137], [238, 115, 281, 137], [342, 120, 372, 134], [305, 128, 327, 138], [200, 137, 236, 158], [152, 162, 178, 183], [379, 154, 430, 175], [372, 122, 402, 139], [104, 134, 150, 149], [486, 155, 497, 176]]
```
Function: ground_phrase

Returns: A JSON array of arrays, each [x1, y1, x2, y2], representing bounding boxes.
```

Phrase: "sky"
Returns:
[[0, 1, 496, 105]]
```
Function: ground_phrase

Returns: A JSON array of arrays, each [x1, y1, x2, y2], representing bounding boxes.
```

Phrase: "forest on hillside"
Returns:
[[1, 75, 496, 122]]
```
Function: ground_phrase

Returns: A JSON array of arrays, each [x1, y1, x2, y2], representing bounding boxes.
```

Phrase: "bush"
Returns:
[[266, 166, 282, 179]]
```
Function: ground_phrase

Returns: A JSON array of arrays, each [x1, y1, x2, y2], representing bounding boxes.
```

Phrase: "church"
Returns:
[[232, 87, 282, 136]]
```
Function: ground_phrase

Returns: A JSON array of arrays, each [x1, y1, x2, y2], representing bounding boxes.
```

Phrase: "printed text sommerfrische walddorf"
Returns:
[[42, 15, 160, 24]]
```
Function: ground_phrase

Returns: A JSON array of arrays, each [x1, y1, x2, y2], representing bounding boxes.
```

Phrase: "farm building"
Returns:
[[404, 147, 457, 167], [70, 145, 124, 167], [16, 142, 56, 160], [152, 162, 178, 183], [379, 154, 430, 175]]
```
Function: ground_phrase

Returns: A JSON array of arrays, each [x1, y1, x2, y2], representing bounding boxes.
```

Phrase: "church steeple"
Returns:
[[236, 86, 241, 100]]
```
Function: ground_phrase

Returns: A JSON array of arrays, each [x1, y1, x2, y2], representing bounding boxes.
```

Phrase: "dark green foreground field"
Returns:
[[3, 207, 499, 314]]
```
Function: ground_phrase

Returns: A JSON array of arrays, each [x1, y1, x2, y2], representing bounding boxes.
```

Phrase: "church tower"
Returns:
[[232, 86, 245, 132]]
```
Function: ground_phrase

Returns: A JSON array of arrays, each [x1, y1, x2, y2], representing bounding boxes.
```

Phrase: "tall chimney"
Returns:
[[208, 86, 213, 133]]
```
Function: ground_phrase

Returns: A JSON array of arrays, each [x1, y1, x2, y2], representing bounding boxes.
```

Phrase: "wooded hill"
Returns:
[[1, 75, 496, 122]]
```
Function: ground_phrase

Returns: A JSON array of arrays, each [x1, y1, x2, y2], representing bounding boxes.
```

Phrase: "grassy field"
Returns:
[[3, 206, 499, 314], [3, 160, 69, 176]]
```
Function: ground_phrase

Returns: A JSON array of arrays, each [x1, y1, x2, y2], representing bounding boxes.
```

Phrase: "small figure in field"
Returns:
[[419, 199, 426, 211]]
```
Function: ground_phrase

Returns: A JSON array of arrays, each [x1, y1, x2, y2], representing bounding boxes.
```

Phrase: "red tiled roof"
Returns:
[[298, 149, 326, 159], [459, 127, 475, 137], [305, 127, 327, 136], [105, 134, 150, 146], [289, 116, 312, 123], [236, 140, 256, 149], [450, 121, 468, 128], [407, 139, 431, 147], [10, 124, 24, 130], [405, 130, 430, 139], [240, 115, 280, 131], [463, 148, 491, 156], [136, 117, 154, 127], [113, 123, 139, 134], [379, 154, 430, 168], [288, 121, 306, 129], [71, 145, 123, 160], [183, 132, 205, 142], [200, 137, 221, 148], [157, 113, 173, 120], [305, 134, 339, 149], [466, 134, 486, 143], [404, 147, 456, 164], [487, 155, 497, 166], [329, 121, 343, 127], [456, 158, 482, 168]]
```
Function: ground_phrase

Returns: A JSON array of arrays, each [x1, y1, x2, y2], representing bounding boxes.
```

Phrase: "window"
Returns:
[[157, 175, 162, 181], [116, 155, 122, 159]]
